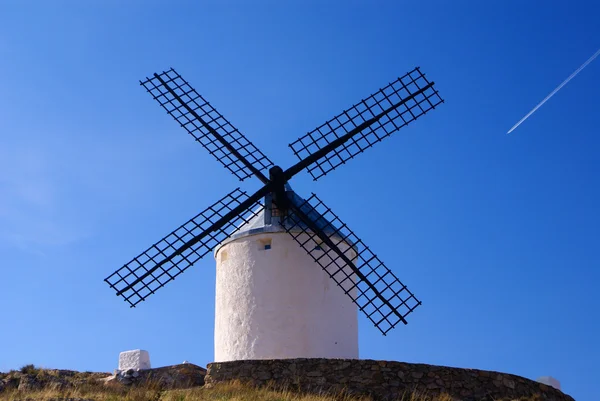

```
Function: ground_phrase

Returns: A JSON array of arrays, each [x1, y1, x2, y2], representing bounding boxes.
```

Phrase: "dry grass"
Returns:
[[0, 366, 545, 401], [0, 382, 543, 401], [0, 379, 467, 401]]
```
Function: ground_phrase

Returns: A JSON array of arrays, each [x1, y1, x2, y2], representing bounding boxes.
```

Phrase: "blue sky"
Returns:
[[0, 1, 598, 400]]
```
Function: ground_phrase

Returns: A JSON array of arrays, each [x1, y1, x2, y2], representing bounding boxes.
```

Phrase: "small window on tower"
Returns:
[[258, 238, 272, 251]]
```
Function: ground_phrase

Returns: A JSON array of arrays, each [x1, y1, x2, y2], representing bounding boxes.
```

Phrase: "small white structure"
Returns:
[[213, 185, 359, 362], [118, 349, 151, 371], [537, 376, 561, 390]]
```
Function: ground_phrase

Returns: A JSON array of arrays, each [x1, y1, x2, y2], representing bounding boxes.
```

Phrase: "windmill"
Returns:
[[105, 67, 443, 362]]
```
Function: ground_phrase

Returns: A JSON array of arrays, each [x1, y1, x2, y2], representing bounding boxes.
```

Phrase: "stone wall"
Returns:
[[205, 358, 574, 401]]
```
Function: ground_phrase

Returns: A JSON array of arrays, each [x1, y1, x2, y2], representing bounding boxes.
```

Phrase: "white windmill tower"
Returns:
[[213, 184, 359, 361], [105, 67, 443, 361]]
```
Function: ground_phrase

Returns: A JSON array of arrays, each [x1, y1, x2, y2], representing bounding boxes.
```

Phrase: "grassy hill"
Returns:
[[0, 365, 545, 401]]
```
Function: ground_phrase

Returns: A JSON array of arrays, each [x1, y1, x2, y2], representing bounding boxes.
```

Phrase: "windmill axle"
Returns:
[[269, 165, 290, 214]]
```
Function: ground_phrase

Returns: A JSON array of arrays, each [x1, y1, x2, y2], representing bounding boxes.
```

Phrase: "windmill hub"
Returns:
[[268, 165, 285, 181], [105, 67, 442, 361]]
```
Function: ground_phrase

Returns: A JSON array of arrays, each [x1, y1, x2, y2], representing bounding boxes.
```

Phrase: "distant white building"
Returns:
[[537, 376, 561, 390]]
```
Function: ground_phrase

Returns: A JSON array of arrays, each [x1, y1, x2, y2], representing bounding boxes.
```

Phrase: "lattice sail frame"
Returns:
[[283, 193, 422, 335], [141, 68, 274, 181], [289, 67, 443, 180], [105, 188, 263, 307], [106, 66, 442, 334]]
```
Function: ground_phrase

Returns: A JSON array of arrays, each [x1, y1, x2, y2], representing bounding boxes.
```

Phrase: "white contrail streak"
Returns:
[[507, 47, 600, 134]]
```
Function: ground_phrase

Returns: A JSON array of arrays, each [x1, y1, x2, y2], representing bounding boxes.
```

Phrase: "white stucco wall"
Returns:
[[118, 349, 151, 371], [214, 232, 359, 362]]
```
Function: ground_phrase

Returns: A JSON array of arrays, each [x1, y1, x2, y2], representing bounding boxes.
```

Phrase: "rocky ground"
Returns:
[[0, 364, 565, 401], [0, 363, 206, 400]]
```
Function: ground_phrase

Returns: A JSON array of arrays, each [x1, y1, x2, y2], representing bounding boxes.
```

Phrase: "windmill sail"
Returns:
[[283, 193, 421, 335], [105, 188, 263, 307], [288, 67, 443, 181], [141, 68, 273, 182]]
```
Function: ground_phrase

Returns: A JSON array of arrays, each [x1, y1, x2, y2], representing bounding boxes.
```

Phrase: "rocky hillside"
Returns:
[[0, 363, 205, 400], [0, 364, 562, 401]]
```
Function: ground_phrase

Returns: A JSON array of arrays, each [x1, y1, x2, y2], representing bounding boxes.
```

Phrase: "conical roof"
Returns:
[[214, 184, 342, 255]]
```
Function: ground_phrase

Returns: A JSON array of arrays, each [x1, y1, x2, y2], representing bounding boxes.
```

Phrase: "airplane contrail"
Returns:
[[507, 47, 600, 134]]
